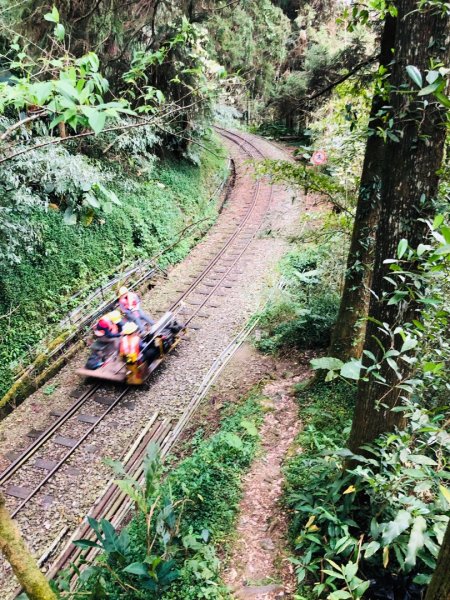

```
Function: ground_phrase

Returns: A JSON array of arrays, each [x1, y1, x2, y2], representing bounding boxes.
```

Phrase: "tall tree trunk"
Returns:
[[329, 15, 396, 361], [348, 0, 450, 452], [0, 494, 57, 600], [425, 521, 450, 600]]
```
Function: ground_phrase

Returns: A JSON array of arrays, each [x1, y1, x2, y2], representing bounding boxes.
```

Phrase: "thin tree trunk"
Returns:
[[0, 494, 56, 600], [425, 520, 450, 600], [58, 121, 67, 139], [348, 0, 450, 452], [329, 16, 396, 361]]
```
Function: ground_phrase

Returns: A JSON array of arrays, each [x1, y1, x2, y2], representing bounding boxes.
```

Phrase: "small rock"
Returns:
[[260, 538, 275, 551], [237, 584, 284, 598]]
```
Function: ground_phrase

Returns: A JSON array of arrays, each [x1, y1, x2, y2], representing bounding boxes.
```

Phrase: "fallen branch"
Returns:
[[0, 110, 47, 141]]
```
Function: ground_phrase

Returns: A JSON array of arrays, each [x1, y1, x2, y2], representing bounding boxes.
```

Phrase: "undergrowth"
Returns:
[[0, 136, 227, 401], [284, 381, 449, 600], [63, 391, 265, 599], [256, 241, 342, 354]]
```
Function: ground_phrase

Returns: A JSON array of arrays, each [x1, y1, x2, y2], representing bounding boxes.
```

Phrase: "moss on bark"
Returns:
[[0, 494, 57, 600]]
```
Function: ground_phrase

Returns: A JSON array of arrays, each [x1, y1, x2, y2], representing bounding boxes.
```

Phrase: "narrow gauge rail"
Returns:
[[44, 129, 277, 589], [0, 129, 273, 537]]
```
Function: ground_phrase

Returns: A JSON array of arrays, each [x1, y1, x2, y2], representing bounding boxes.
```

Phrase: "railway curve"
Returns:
[[0, 129, 301, 598]]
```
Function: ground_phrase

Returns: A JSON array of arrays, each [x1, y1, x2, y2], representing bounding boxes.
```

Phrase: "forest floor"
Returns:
[[0, 131, 309, 597]]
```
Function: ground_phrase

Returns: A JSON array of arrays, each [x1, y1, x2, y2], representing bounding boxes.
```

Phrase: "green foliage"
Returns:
[[285, 380, 450, 598], [256, 158, 357, 228], [312, 213, 450, 404], [1, 31, 131, 135], [257, 293, 339, 353], [206, 0, 290, 100], [292, 214, 450, 598], [0, 5, 227, 269], [268, 20, 373, 131], [0, 142, 119, 236], [0, 6, 221, 149], [124, 17, 221, 118], [64, 393, 264, 599], [62, 444, 183, 597], [167, 397, 263, 540], [162, 396, 263, 598], [256, 244, 342, 354]]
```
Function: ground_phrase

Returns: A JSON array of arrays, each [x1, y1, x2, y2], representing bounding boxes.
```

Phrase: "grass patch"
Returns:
[[284, 380, 354, 542], [255, 243, 341, 354], [66, 391, 265, 599]]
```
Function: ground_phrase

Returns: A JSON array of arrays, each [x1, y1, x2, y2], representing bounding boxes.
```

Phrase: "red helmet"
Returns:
[[97, 318, 111, 330]]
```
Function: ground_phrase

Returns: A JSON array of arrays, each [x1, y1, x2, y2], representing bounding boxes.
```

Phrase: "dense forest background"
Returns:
[[0, 0, 449, 599], [0, 0, 372, 402]]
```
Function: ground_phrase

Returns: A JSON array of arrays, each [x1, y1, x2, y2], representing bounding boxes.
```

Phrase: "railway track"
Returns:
[[0, 129, 273, 528], [44, 300, 273, 590], [0, 128, 291, 600], [169, 127, 274, 325]]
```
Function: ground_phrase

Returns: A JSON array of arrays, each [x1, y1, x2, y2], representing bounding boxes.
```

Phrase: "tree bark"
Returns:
[[348, 0, 450, 452], [425, 520, 450, 600], [0, 494, 56, 600], [329, 15, 396, 361]]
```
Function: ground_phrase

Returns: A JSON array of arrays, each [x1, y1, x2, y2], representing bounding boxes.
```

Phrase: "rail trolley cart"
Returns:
[[76, 311, 184, 385]]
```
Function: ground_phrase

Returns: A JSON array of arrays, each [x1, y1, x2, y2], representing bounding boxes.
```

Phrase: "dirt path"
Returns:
[[223, 366, 309, 600]]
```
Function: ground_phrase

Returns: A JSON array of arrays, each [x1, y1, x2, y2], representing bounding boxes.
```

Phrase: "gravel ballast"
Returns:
[[0, 131, 302, 597]]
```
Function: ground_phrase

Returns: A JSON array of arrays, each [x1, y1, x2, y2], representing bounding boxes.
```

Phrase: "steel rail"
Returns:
[[182, 128, 274, 324], [42, 417, 173, 589], [0, 384, 99, 486], [168, 135, 263, 312], [10, 386, 130, 517], [1, 128, 270, 524], [140, 130, 268, 354], [11, 414, 162, 598]]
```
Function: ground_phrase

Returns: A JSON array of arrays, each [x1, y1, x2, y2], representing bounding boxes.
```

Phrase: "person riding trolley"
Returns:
[[86, 310, 125, 370], [119, 321, 159, 364], [117, 286, 154, 332], [94, 310, 124, 339]]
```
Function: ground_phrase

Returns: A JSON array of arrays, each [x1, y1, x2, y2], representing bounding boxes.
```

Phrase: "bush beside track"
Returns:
[[255, 240, 342, 355], [65, 390, 265, 599], [0, 137, 228, 403]]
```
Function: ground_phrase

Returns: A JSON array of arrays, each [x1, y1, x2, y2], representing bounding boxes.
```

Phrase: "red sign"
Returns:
[[311, 150, 327, 166]]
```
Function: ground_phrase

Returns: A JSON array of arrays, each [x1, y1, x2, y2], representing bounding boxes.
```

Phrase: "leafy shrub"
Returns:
[[249, 121, 297, 138], [256, 244, 341, 354], [113, 123, 160, 164], [257, 292, 339, 353], [62, 444, 193, 598], [161, 396, 263, 598], [65, 393, 264, 599], [274, 71, 308, 105], [168, 397, 263, 539], [0, 134, 118, 265], [284, 382, 450, 599]]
